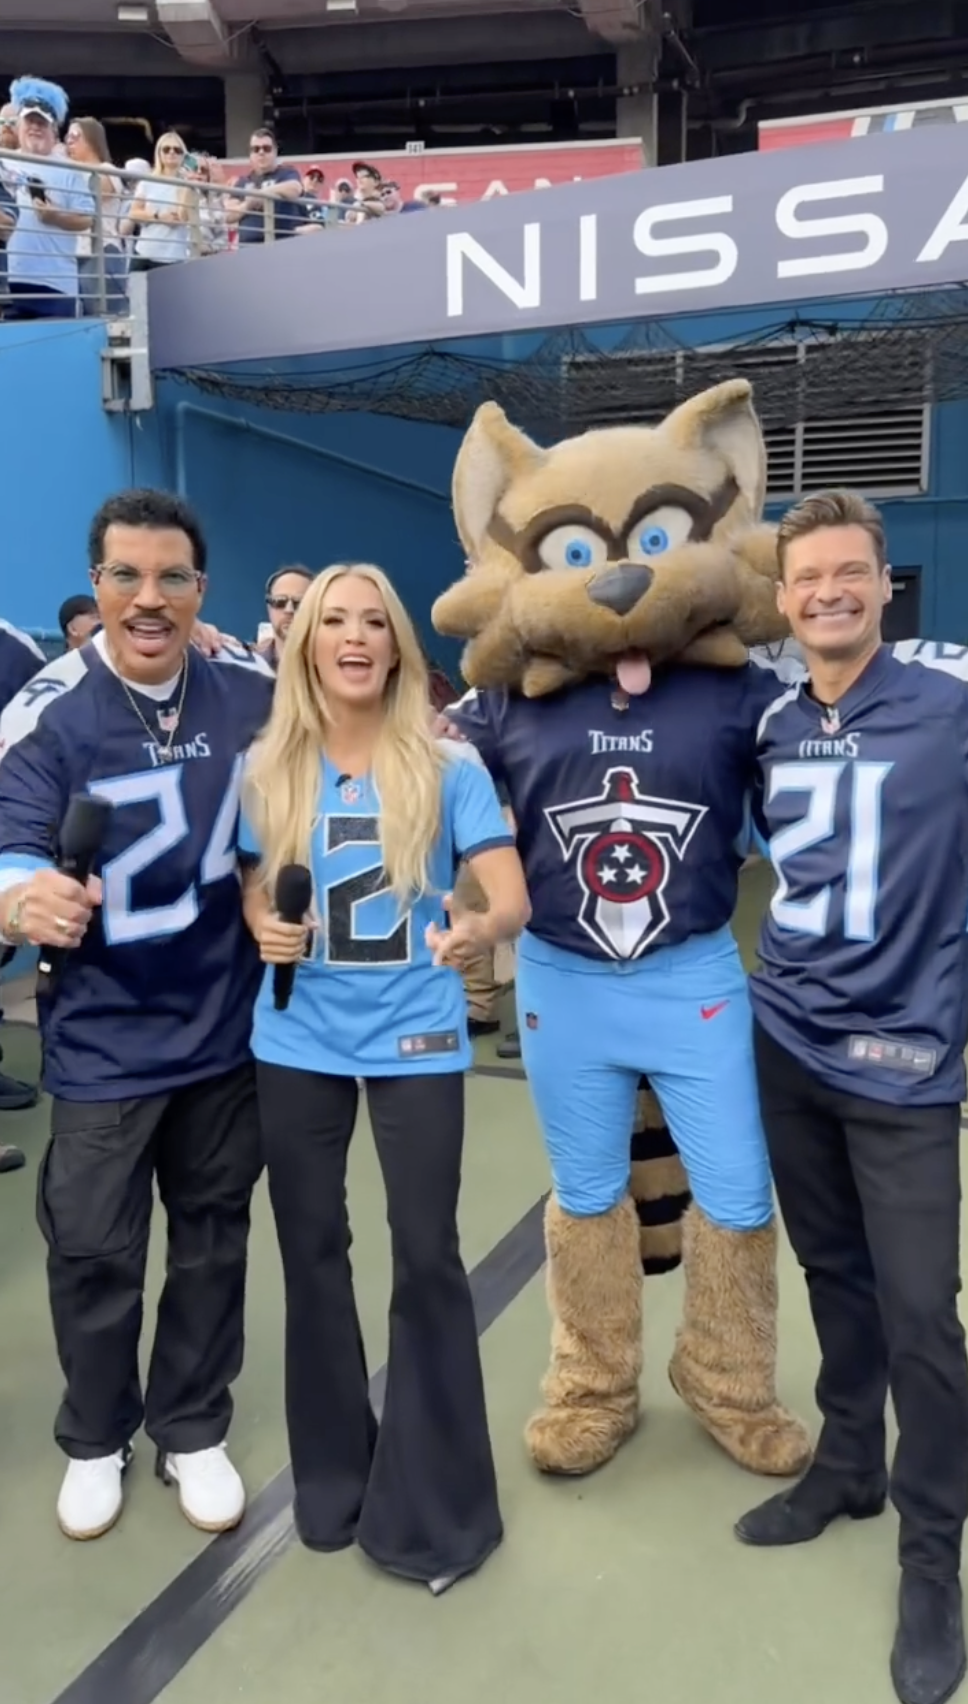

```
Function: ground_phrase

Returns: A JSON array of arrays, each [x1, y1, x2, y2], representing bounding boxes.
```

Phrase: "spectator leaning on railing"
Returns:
[[65, 116, 127, 316], [352, 159, 382, 201], [225, 127, 304, 245], [378, 180, 427, 215], [4, 76, 93, 320], [186, 153, 229, 255], [129, 132, 194, 271]]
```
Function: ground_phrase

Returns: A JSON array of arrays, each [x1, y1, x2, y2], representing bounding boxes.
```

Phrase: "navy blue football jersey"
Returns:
[[449, 666, 782, 962], [751, 641, 968, 1106], [0, 618, 45, 713], [0, 632, 274, 1100]]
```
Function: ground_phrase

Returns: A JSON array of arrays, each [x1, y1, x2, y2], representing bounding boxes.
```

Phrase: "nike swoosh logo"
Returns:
[[701, 1001, 729, 1021]]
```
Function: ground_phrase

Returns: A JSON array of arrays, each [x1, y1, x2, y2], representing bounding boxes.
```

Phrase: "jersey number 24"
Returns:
[[90, 759, 244, 946]]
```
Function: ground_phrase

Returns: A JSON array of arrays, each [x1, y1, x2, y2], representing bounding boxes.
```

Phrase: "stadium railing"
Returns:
[[0, 148, 327, 322]]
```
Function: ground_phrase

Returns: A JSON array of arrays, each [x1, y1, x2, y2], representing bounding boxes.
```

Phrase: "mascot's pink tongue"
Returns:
[[616, 653, 652, 695]]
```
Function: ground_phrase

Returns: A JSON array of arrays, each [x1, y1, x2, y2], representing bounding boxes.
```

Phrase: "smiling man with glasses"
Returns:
[[0, 488, 274, 1546]]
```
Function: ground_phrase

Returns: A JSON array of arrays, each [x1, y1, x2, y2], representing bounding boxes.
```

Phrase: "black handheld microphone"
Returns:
[[272, 863, 313, 1012], [36, 793, 114, 997]]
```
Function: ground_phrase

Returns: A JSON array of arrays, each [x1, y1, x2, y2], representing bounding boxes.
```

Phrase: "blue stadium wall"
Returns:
[[10, 313, 968, 670]]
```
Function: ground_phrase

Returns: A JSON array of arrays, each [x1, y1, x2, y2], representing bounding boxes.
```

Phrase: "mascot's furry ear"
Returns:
[[452, 402, 543, 558], [661, 378, 767, 520], [9, 75, 69, 129]]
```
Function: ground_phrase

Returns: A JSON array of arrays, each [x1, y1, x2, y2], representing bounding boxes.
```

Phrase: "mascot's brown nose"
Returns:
[[586, 562, 654, 616]]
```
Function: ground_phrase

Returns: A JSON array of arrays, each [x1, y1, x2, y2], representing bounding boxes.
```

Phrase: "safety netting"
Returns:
[[164, 286, 968, 436]]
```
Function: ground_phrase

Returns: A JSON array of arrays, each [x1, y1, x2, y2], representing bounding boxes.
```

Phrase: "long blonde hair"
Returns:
[[244, 564, 445, 905]]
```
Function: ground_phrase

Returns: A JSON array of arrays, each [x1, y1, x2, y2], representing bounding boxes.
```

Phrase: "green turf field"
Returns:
[[0, 864, 917, 1704]]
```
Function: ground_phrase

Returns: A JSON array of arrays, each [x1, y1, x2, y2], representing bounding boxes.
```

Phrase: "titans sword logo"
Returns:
[[545, 767, 707, 959]]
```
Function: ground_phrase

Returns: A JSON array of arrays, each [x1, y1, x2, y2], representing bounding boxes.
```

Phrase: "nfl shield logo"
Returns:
[[157, 707, 179, 733], [340, 779, 361, 805]]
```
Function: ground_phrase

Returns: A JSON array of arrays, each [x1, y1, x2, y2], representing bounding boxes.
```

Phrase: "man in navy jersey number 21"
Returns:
[[0, 491, 274, 1544], [736, 491, 968, 1704]]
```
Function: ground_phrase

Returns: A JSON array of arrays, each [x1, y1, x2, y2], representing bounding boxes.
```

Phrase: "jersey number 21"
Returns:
[[767, 759, 893, 941]]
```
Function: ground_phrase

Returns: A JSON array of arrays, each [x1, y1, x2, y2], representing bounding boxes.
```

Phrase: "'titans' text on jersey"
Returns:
[[0, 632, 274, 1099], [751, 642, 968, 1106], [449, 666, 784, 963]]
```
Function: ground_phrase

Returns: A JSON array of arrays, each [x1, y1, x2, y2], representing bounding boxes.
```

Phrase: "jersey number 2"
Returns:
[[90, 758, 243, 947], [768, 759, 893, 941], [324, 814, 410, 967]]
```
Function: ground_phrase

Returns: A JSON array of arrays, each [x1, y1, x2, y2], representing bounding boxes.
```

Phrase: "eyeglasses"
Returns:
[[93, 564, 201, 597], [160, 145, 184, 157], [252, 143, 274, 154], [267, 594, 303, 612]]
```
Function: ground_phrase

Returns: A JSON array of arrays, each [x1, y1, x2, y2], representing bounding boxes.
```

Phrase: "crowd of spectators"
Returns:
[[0, 74, 441, 322]]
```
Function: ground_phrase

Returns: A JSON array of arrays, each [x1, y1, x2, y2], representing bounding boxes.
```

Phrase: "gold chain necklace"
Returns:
[[115, 654, 190, 762]]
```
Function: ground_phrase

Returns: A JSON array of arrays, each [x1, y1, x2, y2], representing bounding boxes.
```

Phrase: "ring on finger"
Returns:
[[54, 915, 72, 935]]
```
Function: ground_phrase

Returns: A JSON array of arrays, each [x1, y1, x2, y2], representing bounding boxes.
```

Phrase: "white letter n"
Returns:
[[446, 224, 541, 317]]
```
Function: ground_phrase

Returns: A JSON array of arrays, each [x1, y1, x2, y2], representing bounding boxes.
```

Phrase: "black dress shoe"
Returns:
[[496, 1030, 521, 1060], [468, 1018, 500, 1038], [891, 1572, 966, 1704], [735, 1462, 888, 1546]]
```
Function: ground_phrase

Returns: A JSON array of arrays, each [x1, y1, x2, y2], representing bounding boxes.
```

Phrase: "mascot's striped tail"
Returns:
[[630, 1076, 691, 1274]]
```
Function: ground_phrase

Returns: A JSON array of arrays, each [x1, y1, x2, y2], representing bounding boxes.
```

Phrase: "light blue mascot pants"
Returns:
[[514, 926, 772, 1231]]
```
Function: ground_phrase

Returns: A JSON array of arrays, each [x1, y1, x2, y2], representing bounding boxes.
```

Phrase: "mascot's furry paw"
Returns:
[[525, 1194, 642, 1476], [668, 1206, 813, 1478], [630, 1077, 690, 1274]]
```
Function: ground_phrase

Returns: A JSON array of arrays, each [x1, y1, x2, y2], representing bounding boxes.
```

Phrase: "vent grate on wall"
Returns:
[[563, 337, 931, 498]]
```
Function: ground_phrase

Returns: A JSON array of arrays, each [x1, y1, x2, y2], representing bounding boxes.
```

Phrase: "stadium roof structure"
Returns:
[[149, 123, 968, 434], [0, 0, 643, 68]]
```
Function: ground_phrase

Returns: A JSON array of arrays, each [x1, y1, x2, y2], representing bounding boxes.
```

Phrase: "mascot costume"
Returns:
[[432, 378, 813, 1481]]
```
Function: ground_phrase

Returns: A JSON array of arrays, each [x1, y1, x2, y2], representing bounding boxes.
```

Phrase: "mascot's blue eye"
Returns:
[[563, 537, 594, 568], [537, 523, 609, 574], [638, 525, 670, 557], [625, 506, 693, 564]]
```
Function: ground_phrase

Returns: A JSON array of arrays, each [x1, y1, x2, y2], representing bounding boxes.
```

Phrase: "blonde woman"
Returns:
[[239, 564, 530, 1592], [128, 132, 192, 270]]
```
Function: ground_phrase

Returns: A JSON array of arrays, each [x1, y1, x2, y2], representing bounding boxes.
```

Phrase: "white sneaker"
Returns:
[[157, 1443, 246, 1533], [57, 1446, 130, 1541]]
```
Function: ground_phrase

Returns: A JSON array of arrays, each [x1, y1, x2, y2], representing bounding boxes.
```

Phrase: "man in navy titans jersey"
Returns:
[[0, 491, 273, 1547], [736, 492, 968, 1704]]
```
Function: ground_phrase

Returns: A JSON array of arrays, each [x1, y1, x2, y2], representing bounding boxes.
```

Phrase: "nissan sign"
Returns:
[[148, 125, 968, 372]]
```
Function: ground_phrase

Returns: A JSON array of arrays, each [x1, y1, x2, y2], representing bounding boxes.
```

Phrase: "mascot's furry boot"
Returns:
[[526, 1079, 812, 1479], [668, 1206, 812, 1478], [525, 1191, 645, 1476]]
